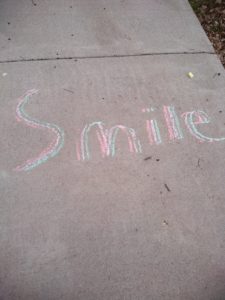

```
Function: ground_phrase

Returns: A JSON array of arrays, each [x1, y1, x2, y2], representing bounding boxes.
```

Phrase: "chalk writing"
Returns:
[[79, 122, 142, 161], [14, 90, 225, 171], [163, 106, 183, 140], [182, 111, 225, 142], [15, 89, 64, 171], [146, 119, 162, 145]]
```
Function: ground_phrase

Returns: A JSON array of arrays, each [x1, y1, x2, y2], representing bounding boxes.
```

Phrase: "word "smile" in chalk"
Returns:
[[15, 89, 225, 171]]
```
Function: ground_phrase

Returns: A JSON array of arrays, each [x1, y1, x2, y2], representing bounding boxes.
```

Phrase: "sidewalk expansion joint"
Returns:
[[0, 51, 216, 64]]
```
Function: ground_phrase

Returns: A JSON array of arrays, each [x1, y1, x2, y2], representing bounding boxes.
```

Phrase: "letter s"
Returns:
[[15, 89, 64, 171]]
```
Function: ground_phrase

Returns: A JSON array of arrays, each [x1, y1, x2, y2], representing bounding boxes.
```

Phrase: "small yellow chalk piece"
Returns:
[[187, 72, 194, 79]]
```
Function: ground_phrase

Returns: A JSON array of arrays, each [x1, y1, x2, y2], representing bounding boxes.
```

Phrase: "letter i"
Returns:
[[143, 108, 162, 145], [163, 105, 183, 140], [146, 119, 162, 145]]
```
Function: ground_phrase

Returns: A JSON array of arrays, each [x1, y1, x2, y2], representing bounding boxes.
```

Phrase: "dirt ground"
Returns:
[[189, 0, 225, 67]]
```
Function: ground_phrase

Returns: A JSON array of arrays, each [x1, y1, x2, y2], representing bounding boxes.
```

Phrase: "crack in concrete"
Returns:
[[0, 51, 215, 64]]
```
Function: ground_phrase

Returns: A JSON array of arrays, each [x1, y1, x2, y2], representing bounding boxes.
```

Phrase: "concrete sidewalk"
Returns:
[[0, 1, 225, 299]]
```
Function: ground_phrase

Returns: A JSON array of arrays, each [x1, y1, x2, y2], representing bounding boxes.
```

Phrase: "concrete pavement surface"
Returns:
[[0, 1, 225, 300], [0, 0, 214, 61]]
